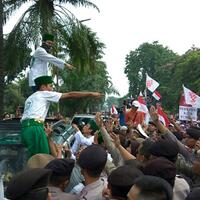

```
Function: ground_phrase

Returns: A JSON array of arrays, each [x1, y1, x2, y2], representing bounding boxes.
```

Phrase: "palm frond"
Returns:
[[57, 0, 100, 12], [3, 0, 31, 24]]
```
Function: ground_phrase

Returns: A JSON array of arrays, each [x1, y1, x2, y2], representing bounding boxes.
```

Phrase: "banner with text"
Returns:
[[179, 106, 197, 121]]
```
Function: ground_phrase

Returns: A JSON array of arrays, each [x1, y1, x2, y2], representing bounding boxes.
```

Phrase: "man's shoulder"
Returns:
[[136, 111, 145, 115], [32, 91, 60, 98], [49, 187, 78, 200], [60, 192, 79, 200], [33, 47, 47, 55]]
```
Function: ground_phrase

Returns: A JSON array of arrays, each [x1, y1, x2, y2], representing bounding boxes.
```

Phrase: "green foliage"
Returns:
[[124, 41, 178, 98], [4, 82, 25, 114], [60, 23, 105, 73], [58, 61, 116, 116], [2, 0, 112, 116], [124, 42, 200, 113], [3, 0, 100, 81]]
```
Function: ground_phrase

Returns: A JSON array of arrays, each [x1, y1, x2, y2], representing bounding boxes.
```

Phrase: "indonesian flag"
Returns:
[[146, 74, 159, 92], [110, 105, 118, 115], [179, 92, 192, 107], [157, 104, 170, 127], [183, 85, 200, 108], [152, 90, 162, 101], [137, 92, 148, 113]]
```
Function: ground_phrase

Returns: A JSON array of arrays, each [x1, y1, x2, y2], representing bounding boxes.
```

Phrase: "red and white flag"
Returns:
[[183, 85, 200, 108], [146, 74, 159, 93], [137, 92, 148, 113], [110, 105, 118, 115], [179, 92, 191, 107], [152, 90, 162, 101], [157, 104, 170, 127]]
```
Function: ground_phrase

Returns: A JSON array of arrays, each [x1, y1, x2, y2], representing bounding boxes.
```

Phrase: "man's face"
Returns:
[[45, 40, 54, 47], [147, 124, 157, 133], [40, 84, 53, 91], [46, 84, 53, 91], [127, 185, 140, 200], [83, 124, 92, 136], [131, 106, 138, 111]]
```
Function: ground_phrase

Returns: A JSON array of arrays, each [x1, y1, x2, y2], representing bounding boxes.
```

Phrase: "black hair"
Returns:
[[84, 167, 104, 178], [138, 139, 154, 160], [18, 187, 49, 200], [124, 159, 144, 172], [108, 166, 143, 199], [49, 175, 68, 187], [133, 175, 173, 200]]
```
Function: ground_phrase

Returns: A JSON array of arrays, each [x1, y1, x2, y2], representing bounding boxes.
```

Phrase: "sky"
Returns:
[[4, 0, 200, 97]]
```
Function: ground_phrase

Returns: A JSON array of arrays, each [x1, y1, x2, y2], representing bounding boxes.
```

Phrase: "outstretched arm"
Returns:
[[110, 132, 136, 161], [149, 106, 192, 162], [64, 63, 74, 70], [60, 91, 103, 99]]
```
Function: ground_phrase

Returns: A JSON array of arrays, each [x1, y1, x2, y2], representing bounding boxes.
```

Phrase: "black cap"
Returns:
[[42, 33, 54, 42], [34, 75, 53, 88], [5, 168, 51, 199], [78, 144, 107, 170], [186, 128, 200, 140], [108, 165, 143, 186], [108, 165, 143, 198], [144, 157, 176, 187], [149, 139, 179, 162], [45, 158, 75, 178]]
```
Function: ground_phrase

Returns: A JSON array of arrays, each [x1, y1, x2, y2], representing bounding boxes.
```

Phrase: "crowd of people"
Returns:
[[1, 33, 200, 200], [2, 99, 200, 200]]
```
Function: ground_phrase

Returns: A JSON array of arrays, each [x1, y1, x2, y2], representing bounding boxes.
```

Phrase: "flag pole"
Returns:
[[144, 72, 149, 108]]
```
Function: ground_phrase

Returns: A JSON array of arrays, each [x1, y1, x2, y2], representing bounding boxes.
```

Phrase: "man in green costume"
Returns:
[[21, 75, 103, 158]]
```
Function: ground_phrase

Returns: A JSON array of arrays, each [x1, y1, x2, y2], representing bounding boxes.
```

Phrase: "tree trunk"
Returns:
[[0, 0, 5, 118]]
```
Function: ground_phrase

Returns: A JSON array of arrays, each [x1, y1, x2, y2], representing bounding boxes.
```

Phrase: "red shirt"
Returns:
[[125, 109, 145, 126]]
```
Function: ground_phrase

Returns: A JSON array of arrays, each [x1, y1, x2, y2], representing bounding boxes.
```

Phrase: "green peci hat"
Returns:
[[42, 33, 54, 42], [34, 76, 53, 88], [88, 120, 104, 144], [88, 120, 99, 133]]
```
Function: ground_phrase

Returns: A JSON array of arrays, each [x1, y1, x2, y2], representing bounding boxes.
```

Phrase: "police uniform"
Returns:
[[29, 34, 65, 87], [79, 178, 107, 200], [49, 186, 79, 200], [45, 159, 79, 200], [21, 76, 62, 157], [78, 145, 108, 200]]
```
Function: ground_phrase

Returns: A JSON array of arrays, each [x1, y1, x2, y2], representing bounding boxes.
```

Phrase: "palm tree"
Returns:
[[1, 0, 103, 115], [0, 0, 4, 118], [4, 0, 99, 80]]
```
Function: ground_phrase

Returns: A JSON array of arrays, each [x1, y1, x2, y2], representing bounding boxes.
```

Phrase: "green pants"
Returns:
[[21, 120, 50, 158]]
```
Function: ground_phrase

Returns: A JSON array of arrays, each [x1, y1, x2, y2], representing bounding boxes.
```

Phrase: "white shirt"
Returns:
[[29, 47, 65, 86], [21, 91, 62, 121], [71, 131, 94, 154], [173, 176, 190, 200]]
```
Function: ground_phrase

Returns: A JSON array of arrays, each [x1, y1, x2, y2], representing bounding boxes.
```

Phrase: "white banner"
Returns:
[[179, 106, 197, 121], [183, 85, 200, 108], [146, 74, 159, 93]]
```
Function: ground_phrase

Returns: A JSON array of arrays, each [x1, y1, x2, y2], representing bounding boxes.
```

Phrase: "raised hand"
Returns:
[[93, 131, 99, 144], [95, 112, 104, 127], [110, 132, 120, 147], [149, 105, 159, 122]]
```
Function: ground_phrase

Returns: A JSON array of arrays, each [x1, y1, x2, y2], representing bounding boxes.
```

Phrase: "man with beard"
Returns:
[[29, 33, 73, 91]]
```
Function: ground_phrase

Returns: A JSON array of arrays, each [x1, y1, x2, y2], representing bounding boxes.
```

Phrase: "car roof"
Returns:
[[72, 114, 95, 118]]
